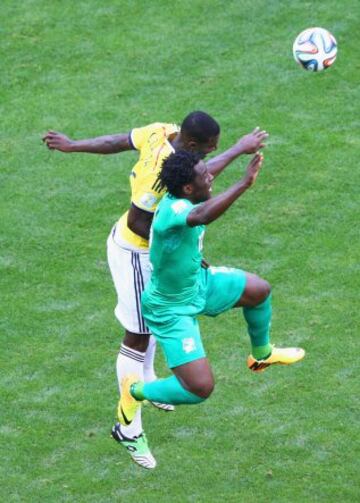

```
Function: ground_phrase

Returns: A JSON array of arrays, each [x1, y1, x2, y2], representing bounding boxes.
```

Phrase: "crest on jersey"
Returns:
[[171, 200, 188, 214]]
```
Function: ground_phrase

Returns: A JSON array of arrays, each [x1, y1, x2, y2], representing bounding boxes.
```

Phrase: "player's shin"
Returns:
[[143, 335, 175, 411], [132, 375, 205, 405], [116, 344, 144, 436], [243, 294, 272, 360]]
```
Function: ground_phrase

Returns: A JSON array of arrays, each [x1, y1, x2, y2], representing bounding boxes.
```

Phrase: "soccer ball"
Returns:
[[293, 27, 337, 72]]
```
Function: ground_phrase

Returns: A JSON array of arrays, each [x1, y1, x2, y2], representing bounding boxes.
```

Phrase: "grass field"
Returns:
[[1, 1, 360, 501]]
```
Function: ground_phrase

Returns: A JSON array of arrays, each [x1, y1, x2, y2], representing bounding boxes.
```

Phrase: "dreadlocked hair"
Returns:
[[158, 150, 202, 198]]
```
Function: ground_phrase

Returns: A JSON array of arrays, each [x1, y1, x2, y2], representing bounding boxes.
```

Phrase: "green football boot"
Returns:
[[111, 423, 156, 469]]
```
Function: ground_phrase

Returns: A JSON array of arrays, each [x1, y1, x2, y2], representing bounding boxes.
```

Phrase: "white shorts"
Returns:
[[107, 225, 151, 335]]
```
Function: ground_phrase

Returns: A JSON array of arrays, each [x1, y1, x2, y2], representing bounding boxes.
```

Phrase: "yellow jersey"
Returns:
[[117, 122, 180, 249]]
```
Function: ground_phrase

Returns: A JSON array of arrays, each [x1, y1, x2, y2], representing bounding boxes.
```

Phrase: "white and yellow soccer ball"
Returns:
[[293, 27, 337, 72]]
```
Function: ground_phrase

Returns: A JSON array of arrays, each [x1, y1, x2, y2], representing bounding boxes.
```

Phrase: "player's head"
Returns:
[[160, 150, 213, 203], [180, 111, 220, 158]]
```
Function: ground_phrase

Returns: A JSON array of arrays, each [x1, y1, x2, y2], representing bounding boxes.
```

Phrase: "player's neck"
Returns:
[[179, 192, 197, 205], [170, 134, 185, 151]]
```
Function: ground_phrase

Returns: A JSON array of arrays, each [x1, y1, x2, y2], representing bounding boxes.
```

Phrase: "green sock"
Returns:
[[131, 375, 205, 405], [131, 382, 146, 401], [243, 294, 272, 360]]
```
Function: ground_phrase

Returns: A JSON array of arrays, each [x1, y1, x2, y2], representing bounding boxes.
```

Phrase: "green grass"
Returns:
[[1, 0, 359, 501]]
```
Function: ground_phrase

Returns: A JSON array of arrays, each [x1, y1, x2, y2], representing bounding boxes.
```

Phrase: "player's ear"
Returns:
[[187, 138, 199, 151], [183, 183, 193, 196]]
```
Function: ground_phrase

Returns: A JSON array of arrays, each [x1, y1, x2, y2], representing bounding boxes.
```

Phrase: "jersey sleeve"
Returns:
[[130, 123, 160, 151], [167, 199, 196, 227], [132, 190, 162, 213], [130, 122, 179, 151]]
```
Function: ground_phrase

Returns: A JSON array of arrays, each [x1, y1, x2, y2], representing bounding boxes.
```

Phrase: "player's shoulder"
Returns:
[[154, 196, 194, 233], [169, 197, 192, 215], [131, 122, 179, 150], [163, 122, 180, 136], [143, 122, 179, 136], [157, 195, 193, 222], [135, 122, 179, 137]]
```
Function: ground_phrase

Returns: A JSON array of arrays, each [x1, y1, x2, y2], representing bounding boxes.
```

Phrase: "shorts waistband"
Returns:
[[111, 224, 150, 254]]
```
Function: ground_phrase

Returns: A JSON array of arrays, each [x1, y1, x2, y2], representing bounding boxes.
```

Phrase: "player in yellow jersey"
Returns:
[[43, 111, 268, 469]]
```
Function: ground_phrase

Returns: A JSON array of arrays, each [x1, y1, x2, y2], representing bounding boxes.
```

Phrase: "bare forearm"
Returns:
[[188, 178, 251, 226], [206, 145, 243, 177], [207, 127, 268, 177], [43, 130, 132, 154], [69, 134, 132, 154], [188, 152, 263, 226]]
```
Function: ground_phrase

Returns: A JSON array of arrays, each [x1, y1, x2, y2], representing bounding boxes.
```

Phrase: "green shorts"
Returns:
[[143, 266, 247, 368]]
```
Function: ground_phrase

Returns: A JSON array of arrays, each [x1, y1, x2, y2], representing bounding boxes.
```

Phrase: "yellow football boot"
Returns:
[[247, 345, 305, 372]]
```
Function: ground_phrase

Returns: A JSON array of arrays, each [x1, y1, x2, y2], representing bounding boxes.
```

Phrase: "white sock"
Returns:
[[143, 335, 157, 383], [116, 344, 144, 438]]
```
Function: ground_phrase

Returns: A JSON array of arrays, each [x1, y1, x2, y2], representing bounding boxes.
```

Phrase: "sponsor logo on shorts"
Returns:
[[182, 337, 196, 354]]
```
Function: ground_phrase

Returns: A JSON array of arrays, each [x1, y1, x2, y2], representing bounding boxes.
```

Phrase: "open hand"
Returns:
[[42, 131, 73, 152], [244, 152, 264, 187], [237, 127, 268, 154]]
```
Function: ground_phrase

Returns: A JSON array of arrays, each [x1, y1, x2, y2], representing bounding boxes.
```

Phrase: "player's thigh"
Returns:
[[146, 314, 206, 369], [107, 229, 151, 334], [202, 266, 247, 316]]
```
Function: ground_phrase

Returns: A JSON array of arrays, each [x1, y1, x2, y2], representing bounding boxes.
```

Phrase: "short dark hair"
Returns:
[[181, 111, 220, 143], [159, 150, 202, 198]]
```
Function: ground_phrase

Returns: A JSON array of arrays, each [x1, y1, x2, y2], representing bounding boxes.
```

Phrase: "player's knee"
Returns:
[[189, 376, 215, 399], [240, 273, 272, 307], [249, 277, 271, 305], [259, 279, 271, 302], [123, 331, 150, 352]]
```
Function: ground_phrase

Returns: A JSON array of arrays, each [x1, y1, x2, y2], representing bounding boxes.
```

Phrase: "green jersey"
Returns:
[[144, 193, 205, 307]]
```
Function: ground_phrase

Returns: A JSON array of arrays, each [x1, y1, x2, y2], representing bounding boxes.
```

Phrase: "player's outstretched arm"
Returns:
[[42, 131, 133, 154], [207, 127, 268, 177], [187, 153, 263, 227]]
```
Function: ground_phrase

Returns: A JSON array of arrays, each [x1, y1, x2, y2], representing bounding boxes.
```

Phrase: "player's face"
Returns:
[[191, 161, 214, 202], [193, 135, 219, 158]]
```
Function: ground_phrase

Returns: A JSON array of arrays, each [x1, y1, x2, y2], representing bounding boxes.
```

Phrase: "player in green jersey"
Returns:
[[117, 150, 305, 432]]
